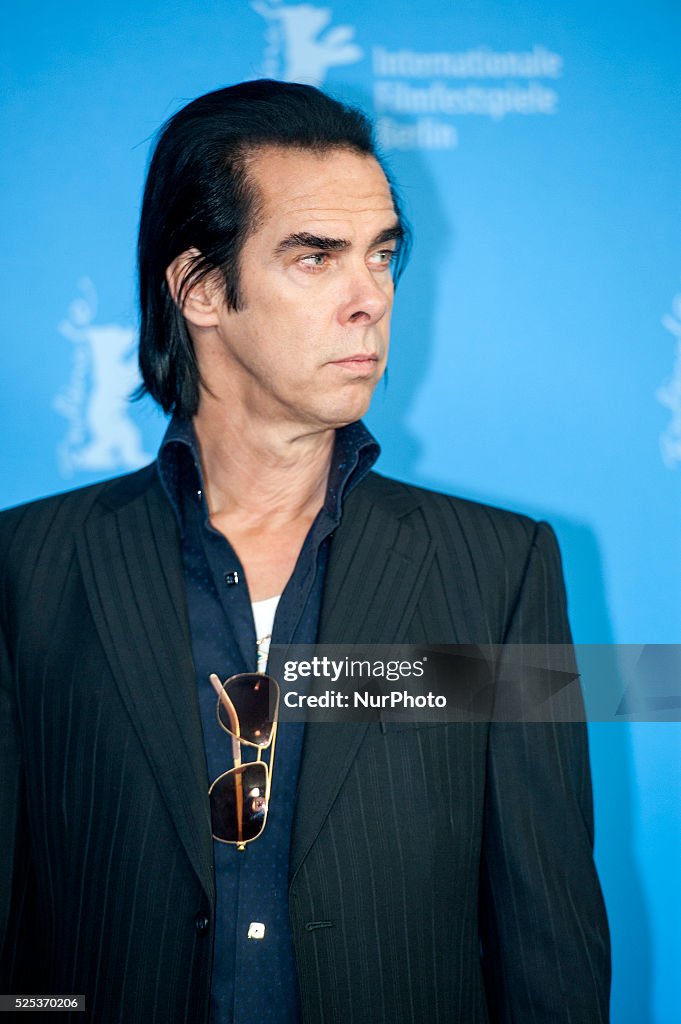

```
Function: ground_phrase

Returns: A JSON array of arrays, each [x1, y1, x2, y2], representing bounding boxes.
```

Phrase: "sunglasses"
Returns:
[[207, 672, 280, 850]]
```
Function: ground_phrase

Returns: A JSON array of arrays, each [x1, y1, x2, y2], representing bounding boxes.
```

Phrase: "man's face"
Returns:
[[198, 146, 399, 433]]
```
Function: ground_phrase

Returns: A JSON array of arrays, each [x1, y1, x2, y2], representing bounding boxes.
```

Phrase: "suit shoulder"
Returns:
[[362, 470, 543, 554], [1, 463, 158, 520], [353, 473, 566, 642], [0, 464, 159, 572]]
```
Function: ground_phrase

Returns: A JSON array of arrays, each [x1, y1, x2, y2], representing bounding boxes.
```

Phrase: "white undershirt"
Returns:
[[251, 595, 281, 673]]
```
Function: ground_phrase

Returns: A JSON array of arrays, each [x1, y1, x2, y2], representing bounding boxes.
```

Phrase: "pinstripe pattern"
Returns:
[[1, 470, 213, 1023], [0, 467, 609, 1022], [293, 476, 609, 1022]]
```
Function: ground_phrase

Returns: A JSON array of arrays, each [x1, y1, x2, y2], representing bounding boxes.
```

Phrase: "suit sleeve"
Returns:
[[478, 522, 611, 1022], [0, 540, 37, 994], [0, 608, 25, 989]]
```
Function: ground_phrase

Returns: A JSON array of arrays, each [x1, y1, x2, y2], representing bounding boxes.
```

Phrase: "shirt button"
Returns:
[[247, 922, 266, 940], [224, 571, 240, 586], [195, 913, 210, 934]]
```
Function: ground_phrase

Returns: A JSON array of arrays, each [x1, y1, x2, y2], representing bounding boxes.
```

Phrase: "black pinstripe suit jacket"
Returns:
[[0, 465, 610, 1023]]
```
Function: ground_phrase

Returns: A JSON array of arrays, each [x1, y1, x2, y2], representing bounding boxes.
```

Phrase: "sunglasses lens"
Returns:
[[210, 763, 269, 844], [217, 673, 276, 745]]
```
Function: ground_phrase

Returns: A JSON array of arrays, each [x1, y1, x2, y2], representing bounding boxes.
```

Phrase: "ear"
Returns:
[[165, 249, 222, 328]]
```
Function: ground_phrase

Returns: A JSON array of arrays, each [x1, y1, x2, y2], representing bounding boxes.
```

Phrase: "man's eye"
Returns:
[[300, 253, 328, 267], [369, 249, 396, 268]]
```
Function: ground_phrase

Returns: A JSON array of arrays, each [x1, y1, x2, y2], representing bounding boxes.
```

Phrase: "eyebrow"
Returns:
[[273, 223, 404, 257]]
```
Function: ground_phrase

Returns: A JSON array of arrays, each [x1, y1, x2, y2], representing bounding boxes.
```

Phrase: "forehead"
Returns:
[[245, 146, 396, 237]]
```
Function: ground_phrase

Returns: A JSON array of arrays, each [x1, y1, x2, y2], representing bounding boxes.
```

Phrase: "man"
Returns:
[[0, 80, 610, 1022]]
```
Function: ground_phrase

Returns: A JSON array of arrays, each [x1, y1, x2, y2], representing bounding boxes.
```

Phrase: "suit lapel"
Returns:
[[76, 472, 214, 901], [290, 475, 435, 882], [75, 466, 434, 893]]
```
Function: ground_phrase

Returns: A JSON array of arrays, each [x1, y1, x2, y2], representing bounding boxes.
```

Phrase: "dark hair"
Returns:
[[136, 79, 411, 417]]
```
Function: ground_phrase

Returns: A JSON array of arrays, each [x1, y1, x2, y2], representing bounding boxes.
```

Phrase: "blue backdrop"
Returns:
[[2, 2, 679, 1020]]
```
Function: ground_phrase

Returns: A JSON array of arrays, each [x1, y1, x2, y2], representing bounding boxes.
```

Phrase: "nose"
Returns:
[[337, 266, 392, 327]]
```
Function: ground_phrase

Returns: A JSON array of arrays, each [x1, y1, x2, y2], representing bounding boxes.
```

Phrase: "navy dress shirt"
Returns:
[[157, 417, 379, 1024]]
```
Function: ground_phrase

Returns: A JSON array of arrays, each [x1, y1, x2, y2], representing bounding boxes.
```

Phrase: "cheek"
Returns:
[[252, 283, 329, 333]]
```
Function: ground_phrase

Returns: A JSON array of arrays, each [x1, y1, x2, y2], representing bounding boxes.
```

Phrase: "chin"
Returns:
[[308, 404, 369, 431], [324, 387, 376, 427]]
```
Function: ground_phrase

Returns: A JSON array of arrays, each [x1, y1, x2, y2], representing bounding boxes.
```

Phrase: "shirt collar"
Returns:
[[157, 416, 380, 529]]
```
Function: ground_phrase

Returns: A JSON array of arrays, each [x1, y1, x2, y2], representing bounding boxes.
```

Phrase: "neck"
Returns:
[[192, 401, 336, 528]]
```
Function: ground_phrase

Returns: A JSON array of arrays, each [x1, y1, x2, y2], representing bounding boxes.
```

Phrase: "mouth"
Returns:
[[328, 354, 380, 377]]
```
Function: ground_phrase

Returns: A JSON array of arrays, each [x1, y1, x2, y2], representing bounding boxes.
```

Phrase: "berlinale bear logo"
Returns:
[[252, 0, 363, 84], [53, 278, 151, 476]]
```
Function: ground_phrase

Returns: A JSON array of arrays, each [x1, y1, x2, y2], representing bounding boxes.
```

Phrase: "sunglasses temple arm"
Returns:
[[234, 766, 244, 845], [209, 672, 242, 740], [265, 721, 278, 802]]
